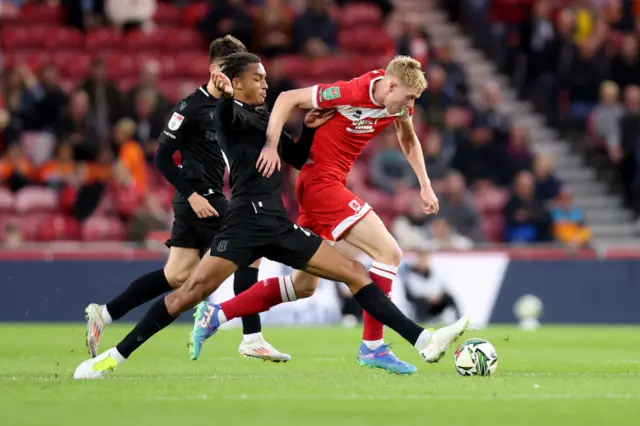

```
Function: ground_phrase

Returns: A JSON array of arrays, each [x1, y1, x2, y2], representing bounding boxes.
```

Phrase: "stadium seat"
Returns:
[[154, 3, 182, 26], [183, 2, 210, 26], [42, 27, 83, 50], [15, 187, 60, 214], [19, 2, 63, 24], [102, 53, 140, 79], [310, 56, 355, 80], [164, 29, 204, 51], [176, 52, 210, 78], [279, 56, 311, 79], [338, 3, 383, 29], [85, 28, 124, 51], [125, 30, 167, 51], [82, 216, 127, 241], [37, 214, 82, 241], [339, 28, 394, 55], [0, 28, 33, 49], [52, 51, 92, 78], [0, 188, 15, 212]]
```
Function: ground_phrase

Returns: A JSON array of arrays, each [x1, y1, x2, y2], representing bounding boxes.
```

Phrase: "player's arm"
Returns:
[[265, 87, 316, 149], [156, 105, 218, 218], [394, 114, 439, 214], [156, 106, 197, 199], [212, 72, 247, 130]]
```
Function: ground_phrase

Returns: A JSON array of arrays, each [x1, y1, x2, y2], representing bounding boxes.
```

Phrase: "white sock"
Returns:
[[109, 347, 126, 364], [414, 329, 432, 351], [363, 339, 384, 350], [100, 305, 113, 325], [242, 332, 263, 343], [216, 308, 228, 325]]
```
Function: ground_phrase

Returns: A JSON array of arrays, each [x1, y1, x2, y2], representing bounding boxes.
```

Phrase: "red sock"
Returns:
[[220, 276, 296, 321], [362, 262, 397, 342]]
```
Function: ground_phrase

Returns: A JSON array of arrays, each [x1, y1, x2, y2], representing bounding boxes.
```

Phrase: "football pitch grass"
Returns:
[[1, 324, 639, 426]]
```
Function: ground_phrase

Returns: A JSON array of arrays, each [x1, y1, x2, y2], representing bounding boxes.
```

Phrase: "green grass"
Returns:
[[1, 324, 639, 425]]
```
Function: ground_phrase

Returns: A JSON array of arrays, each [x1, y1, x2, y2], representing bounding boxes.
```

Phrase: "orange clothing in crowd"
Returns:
[[38, 161, 77, 184], [0, 157, 34, 181], [119, 140, 148, 193]]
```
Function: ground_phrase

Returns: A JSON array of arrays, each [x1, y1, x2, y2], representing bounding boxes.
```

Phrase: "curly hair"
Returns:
[[219, 52, 262, 82]]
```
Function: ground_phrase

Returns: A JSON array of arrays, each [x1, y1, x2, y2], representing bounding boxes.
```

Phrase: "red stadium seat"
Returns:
[[82, 216, 127, 241], [279, 56, 311, 79], [19, 3, 63, 24], [85, 28, 124, 51], [310, 55, 355, 80], [183, 2, 210, 26], [37, 214, 82, 241], [0, 188, 15, 212], [339, 28, 394, 55], [164, 29, 204, 51], [15, 187, 60, 213], [101, 52, 140, 79], [0, 28, 33, 49], [51, 51, 92, 78], [176, 52, 209, 78], [125, 30, 167, 51], [42, 27, 83, 50], [154, 3, 182, 26], [4, 51, 52, 72], [338, 3, 383, 28]]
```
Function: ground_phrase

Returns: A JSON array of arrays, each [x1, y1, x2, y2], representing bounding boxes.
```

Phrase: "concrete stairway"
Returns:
[[393, 0, 638, 246]]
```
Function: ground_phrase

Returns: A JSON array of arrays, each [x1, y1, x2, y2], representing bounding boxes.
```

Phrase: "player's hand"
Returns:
[[257, 145, 281, 178], [420, 184, 439, 215], [188, 193, 219, 218], [211, 72, 233, 97], [304, 108, 335, 128]]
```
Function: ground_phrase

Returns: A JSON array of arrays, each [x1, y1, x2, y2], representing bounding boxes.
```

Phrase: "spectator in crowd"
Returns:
[[1, 64, 43, 132], [551, 189, 591, 248], [423, 131, 450, 183], [618, 85, 640, 215], [503, 171, 552, 243], [562, 36, 608, 122], [131, 88, 164, 161], [472, 81, 511, 146], [452, 118, 509, 187], [425, 217, 473, 251], [36, 65, 68, 132], [55, 90, 101, 161], [64, 0, 104, 31], [113, 118, 147, 194], [506, 124, 534, 180], [419, 65, 452, 129], [610, 33, 640, 89], [399, 246, 460, 324], [0, 142, 33, 192], [473, 178, 509, 242], [392, 196, 430, 250], [198, 0, 253, 48], [533, 154, 563, 205], [2, 223, 23, 249], [592, 80, 624, 154], [126, 60, 169, 118], [252, 0, 293, 58], [105, 0, 157, 32], [38, 142, 81, 193], [518, 0, 558, 118], [441, 106, 466, 161], [433, 42, 468, 106], [369, 130, 415, 194], [265, 58, 296, 112], [396, 14, 430, 66], [79, 57, 123, 140], [437, 170, 484, 242], [572, 1, 597, 44], [292, 0, 338, 57]]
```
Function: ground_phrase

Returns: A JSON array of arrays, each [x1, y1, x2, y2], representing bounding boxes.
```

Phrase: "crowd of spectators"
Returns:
[[0, 0, 592, 249]]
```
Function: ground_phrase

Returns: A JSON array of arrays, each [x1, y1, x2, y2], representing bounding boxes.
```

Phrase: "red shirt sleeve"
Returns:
[[311, 79, 362, 109]]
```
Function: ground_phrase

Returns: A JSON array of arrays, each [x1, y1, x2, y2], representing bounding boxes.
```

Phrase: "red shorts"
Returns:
[[295, 167, 372, 242]]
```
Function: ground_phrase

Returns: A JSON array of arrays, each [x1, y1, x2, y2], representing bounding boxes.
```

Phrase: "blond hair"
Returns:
[[386, 55, 427, 92]]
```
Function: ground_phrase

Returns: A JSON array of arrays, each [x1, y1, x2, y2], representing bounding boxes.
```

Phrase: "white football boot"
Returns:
[[420, 316, 470, 363], [85, 303, 108, 357], [73, 347, 125, 379], [239, 337, 292, 363]]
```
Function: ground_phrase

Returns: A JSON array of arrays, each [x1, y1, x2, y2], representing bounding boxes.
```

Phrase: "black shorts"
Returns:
[[210, 208, 323, 269], [165, 194, 228, 257]]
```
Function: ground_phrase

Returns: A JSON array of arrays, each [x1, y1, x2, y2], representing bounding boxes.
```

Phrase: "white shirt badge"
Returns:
[[168, 112, 185, 131]]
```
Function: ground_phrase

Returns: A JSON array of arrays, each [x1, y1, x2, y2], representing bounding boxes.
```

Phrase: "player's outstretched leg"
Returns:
[[85, 247, 199, 357], [73, 256, 237, 379], [342, 211, 413, 373], [195, 244, 469, 372], [191, 262, 291, 362]]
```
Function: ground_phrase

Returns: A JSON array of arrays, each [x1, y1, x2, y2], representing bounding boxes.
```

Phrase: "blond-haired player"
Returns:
[[191, 56, 470, 374]]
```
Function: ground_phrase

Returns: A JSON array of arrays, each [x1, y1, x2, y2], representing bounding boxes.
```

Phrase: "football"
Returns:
[[454, 338, 498, 376]]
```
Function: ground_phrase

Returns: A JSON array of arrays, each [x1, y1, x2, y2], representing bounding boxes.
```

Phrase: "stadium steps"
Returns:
[[399, 0, 640, 245]]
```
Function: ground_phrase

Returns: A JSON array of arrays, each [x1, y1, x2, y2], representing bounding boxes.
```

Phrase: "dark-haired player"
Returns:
[[83, 35, 295, 362], [73, 53, 468, 379]]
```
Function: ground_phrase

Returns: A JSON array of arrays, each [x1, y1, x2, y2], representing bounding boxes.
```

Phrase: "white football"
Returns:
[[454, 338, 498, 376]]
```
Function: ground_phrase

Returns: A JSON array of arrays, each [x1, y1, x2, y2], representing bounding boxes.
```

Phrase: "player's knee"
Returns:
[[294, 280, 318, 299], [163, 265, 192, 288], [375, 241, 403, 267]]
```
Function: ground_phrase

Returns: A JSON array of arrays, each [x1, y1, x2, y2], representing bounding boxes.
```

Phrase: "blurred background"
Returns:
[[1, 0, 639, 327]]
